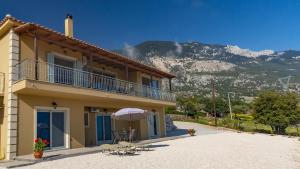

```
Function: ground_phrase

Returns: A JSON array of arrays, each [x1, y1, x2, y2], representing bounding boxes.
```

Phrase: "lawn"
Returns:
[[178, 115, 300, 136]]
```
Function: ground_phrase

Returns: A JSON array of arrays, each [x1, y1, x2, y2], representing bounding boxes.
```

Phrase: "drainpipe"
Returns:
[[34, 33, 39, 80]]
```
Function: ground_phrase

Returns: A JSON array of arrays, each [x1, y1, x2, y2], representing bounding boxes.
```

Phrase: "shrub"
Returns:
[[253, 91, 300, 134]]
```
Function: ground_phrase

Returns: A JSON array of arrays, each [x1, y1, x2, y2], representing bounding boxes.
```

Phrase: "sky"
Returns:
[[1, 0, 300, 51]]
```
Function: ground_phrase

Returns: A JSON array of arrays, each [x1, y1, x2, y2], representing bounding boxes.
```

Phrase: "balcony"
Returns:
[[0, 72, 4, 96], [13, 59, 176, 103]]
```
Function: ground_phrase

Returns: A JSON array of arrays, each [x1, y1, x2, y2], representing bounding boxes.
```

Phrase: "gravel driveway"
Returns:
[[14, 122, 300, 169]]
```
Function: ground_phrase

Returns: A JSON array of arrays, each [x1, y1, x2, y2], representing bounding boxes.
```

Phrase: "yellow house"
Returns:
[[0, 14, 176, 160]]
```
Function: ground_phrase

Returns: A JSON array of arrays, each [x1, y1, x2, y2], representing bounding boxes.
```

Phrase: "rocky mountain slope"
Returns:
[[116, 41, 300, 97]]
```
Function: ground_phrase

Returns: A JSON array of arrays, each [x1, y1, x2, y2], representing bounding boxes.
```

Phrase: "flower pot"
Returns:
[[33, 151, 43, 159]]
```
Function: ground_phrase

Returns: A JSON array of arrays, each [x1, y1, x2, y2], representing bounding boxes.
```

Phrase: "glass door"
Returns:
[[54, 57, 75, 85], [36, 111, 66, 149], [142, 77, 151, 97], [96, 115, 112, 144], [37, 112, 50, 148], [51, 112, 65, 148], [148, 112, 159, 138]]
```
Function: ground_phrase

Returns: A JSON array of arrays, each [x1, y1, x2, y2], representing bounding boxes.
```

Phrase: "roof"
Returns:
[[0, 15, 175, 78]]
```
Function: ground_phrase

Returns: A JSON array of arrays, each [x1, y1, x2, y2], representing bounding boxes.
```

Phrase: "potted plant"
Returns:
[[33, 138, 48, 159], [188, 129, 196, 136]]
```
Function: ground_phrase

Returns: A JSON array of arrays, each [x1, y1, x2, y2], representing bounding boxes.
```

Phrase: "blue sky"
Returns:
[[1, 0, 300, 51]]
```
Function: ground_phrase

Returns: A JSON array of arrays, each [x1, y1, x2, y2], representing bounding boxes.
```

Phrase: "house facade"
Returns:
[[0, 15, 176, 160]]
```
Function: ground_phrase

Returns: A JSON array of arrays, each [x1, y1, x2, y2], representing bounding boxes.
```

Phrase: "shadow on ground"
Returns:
[[167, 129, 188, 137]]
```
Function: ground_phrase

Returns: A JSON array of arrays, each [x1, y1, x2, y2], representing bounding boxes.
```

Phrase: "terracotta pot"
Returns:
[[33, 151, 43, 159]]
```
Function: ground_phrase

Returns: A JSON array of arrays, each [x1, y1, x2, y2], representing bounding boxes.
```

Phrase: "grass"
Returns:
[[188, 116, 300, 136]]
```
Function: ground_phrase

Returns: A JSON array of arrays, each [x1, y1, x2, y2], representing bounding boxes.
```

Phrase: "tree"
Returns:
[[201, 96, 228, 117], [177, 96, 203, 118], [253, 90, 300, 134]]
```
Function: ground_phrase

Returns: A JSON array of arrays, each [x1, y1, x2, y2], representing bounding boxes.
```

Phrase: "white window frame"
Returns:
[[34, 106, 70, 151]]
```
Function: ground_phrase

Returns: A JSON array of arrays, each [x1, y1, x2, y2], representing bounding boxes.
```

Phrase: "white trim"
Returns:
[[34, 106, 70, 150], [50, 52, 77, 61], [84, 112, 89, 128]]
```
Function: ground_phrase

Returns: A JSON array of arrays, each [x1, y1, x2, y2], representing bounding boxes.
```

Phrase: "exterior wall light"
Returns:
[[52, 102, 58, 109]]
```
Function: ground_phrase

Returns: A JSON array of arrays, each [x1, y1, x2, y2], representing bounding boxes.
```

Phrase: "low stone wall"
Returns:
[[168, 114, 195, 121], [165, 115, 177, 132]]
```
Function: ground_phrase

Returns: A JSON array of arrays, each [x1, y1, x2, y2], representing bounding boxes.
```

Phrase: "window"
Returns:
[[36, 110, 66, 149], [84, 112, 89, 127]]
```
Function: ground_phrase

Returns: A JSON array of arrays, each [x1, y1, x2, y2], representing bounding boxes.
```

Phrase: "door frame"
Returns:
[[147, 111, 160, 139], [34, 106, 70, 150], [95, 113, 112, 145]]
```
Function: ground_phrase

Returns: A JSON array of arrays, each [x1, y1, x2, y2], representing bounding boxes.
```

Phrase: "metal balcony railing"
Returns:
[[14, 59, 176, 102], [0, 72, 4, 94]]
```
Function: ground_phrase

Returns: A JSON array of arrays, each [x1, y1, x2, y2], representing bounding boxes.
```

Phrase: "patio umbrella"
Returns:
[[111, 108, 147, 121], [111, 108, 147, 141]]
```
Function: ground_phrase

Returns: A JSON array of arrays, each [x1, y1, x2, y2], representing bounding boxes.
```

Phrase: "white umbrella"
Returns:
[[111, 108, 147, 121], [111, 108, 147, 139]]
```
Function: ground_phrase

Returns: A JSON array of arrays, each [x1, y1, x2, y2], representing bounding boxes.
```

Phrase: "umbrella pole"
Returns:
[[114, 117, 116, 131], [129, 113, 132, 142]]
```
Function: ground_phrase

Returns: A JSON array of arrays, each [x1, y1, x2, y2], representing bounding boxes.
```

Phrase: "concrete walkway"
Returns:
[[0, 130, 189, 168], [167, 121, 222, 137]]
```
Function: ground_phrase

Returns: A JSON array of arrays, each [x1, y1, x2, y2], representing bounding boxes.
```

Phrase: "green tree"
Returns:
[[201, 97, 228, 117], [253, 91, 300, 134], [177, 96, 203, 118]]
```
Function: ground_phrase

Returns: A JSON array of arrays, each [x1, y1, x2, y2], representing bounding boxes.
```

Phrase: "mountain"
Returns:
[[115, 41, 300, 98]]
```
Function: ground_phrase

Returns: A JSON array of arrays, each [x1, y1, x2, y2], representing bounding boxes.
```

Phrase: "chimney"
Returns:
[[65, 14, 73, 37]]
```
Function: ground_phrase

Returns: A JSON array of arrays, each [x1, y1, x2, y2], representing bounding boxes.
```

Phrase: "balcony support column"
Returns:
[[34, 34, 39, 80]]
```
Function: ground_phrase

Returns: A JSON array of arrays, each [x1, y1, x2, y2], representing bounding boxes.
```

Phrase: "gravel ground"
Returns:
[[15, 122, 300, 169]]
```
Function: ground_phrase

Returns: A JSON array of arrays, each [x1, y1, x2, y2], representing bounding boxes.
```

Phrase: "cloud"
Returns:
[[123, 43, 139, 58], [175, 42, 183, 54]]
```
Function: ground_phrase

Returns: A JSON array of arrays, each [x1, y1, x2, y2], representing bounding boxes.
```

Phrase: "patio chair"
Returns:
[[128, 129, 137, 142], [112, 131, 121, 144], [118, 141, 151, 152], [99, 144, 119, 153], [117, 141, 137, 155], [135, 144, 152, 151]]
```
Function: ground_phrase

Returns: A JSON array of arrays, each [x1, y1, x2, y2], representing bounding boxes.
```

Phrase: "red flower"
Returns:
[[43, 139, 48, 145], [34, 139, 38, 143]]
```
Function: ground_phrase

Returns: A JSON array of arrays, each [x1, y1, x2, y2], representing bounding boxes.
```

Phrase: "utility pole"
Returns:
[[227, 92, 235, 120], [211, 79, 217, 126]]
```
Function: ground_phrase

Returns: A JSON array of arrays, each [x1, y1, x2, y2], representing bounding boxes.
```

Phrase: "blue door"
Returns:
[[96, 115, 112, 143], [37, 112, 50, 148]]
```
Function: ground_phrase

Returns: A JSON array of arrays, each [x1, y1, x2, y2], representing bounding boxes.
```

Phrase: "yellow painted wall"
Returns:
[[0, 31, 9, 159], [0, 31, 168, 157], [20, 35, 129, 81], [17, 94, 165, 155]]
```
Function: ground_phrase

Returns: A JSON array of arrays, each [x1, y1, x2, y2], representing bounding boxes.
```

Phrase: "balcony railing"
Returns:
[[0, 72, 4, 95], [14, 59, 176, 102]]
